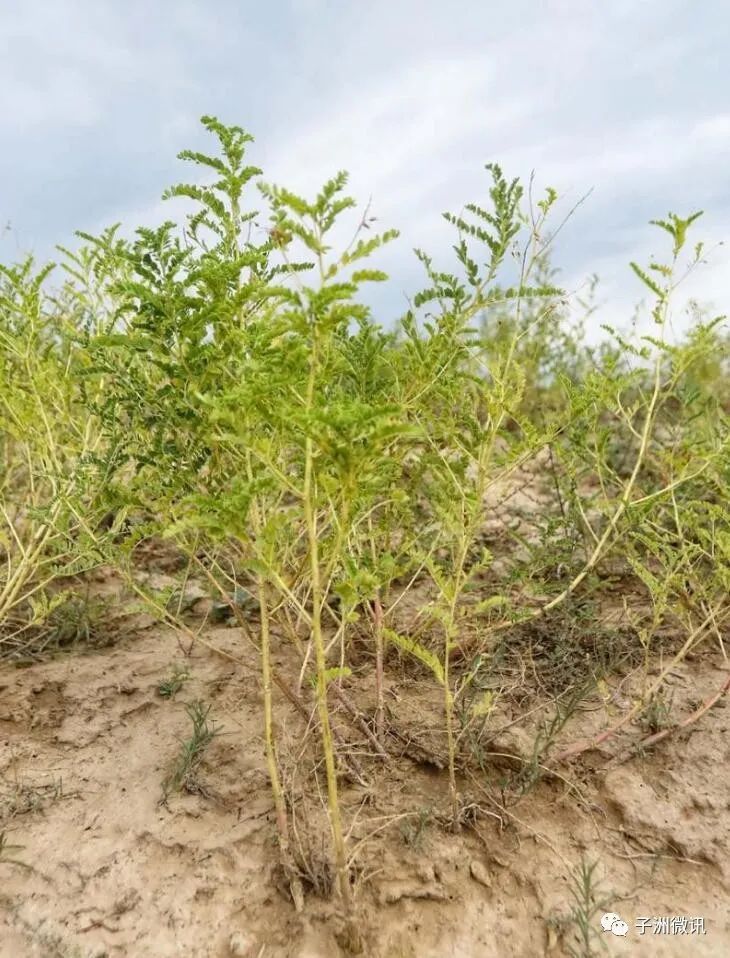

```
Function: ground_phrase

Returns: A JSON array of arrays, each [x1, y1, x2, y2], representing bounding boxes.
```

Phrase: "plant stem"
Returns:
[[373, 592, 385, 743], [303, 329, 352, 913], [258, 577, 304, 911]]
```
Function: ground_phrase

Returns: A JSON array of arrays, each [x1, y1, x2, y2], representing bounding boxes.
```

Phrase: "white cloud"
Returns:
[[1, 0, 727, 337]]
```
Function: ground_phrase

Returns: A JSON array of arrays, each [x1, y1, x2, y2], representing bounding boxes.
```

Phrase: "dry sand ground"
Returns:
[[1, 582, 728, 958]]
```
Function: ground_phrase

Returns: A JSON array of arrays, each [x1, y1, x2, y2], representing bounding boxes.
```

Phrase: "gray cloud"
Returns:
[[1, 0, 727, 337]]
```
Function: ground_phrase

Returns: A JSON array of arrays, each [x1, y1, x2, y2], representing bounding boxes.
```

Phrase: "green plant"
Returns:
[[0, 259, 111, 659], [157, 664, 191, 699], [561, 857, 610, 957], [161, 700, 219, 800], [385, 164, 564, 827], [399, 806, 432, 850], [4, 112, 727, 940], [638, 689, 674, 735]]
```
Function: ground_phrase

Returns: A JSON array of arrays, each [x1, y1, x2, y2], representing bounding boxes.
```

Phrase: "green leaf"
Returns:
[[472, 595, 508, 615], [323, 667, 352, 685], [384, 628, 444, 685], [629, 262, 665, 299]]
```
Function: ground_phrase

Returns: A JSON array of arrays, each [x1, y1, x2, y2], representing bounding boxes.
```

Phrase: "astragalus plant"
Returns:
[[6, 113, 726, 941], [0, 255, 110, 657], [381, 165, 569, 826], [77, 117, 409, 924]]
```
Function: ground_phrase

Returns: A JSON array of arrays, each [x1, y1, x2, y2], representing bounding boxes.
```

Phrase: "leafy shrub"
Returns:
[[2, 116, 727, 929]]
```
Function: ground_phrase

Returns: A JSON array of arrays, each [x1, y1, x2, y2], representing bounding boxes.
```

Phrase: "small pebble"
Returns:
[[470, 859, 492, 888], [229, 931, 255, 957]]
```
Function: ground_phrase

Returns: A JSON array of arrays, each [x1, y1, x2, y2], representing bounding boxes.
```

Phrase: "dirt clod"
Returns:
[[1, 611, 729, 956], [469, 859, 492, 888], [228, 931, 257, 956]]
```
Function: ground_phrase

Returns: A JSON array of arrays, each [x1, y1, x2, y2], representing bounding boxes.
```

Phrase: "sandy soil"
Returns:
[[1, 580, 729, 957]]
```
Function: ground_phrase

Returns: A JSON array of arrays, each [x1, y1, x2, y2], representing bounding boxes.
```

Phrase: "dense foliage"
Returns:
[[2, 117, 728, 923]]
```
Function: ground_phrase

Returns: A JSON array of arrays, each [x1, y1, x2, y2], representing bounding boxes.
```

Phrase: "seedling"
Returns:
[[399, 806, 433, 850], [563, 857, 610, 957], [161, 700, 219, 800], [157, 664, 191, 699]]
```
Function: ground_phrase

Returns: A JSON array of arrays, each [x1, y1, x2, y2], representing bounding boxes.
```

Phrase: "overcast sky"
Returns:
[[1, 0, 728, 339]]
